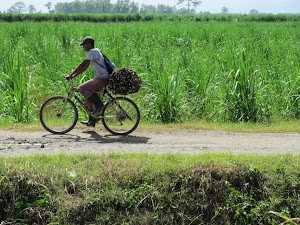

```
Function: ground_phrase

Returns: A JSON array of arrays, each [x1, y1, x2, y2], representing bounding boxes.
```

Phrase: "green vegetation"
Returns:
[[0, 16, 299, 125], [1, 15, 299, 225], [1, 153, 300, 224], [0, 13, 299, 22]]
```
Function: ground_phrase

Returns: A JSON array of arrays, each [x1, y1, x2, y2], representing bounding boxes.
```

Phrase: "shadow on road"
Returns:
[[83, 131, 149, 144], [42, 130, 149, 144]]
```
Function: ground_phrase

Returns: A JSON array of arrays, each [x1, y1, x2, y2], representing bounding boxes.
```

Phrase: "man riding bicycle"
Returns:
[[65, 36, 109, 127]]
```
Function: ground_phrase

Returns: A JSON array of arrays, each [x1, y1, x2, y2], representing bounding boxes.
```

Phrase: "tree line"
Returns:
[[5, 0, 292, 15], [5, 0, 203, 15]]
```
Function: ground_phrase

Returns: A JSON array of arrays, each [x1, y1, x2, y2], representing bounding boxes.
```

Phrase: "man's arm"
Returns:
[[66, 60, 90, 79]]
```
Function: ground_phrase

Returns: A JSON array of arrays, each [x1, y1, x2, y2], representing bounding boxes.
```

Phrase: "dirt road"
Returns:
[[0, 127, 300, 156]]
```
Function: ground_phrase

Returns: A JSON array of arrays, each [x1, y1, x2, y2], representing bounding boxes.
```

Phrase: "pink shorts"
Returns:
[[77, 77, 109, 110], [77, 77, 109, 98]]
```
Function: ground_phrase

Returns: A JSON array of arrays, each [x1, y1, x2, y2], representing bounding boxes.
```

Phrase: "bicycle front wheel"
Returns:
[[102, 97, 140, 135], [40, 96, 78, 134]]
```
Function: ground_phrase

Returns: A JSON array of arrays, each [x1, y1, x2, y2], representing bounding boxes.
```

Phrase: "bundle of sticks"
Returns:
[[107, 68, 142, 95]]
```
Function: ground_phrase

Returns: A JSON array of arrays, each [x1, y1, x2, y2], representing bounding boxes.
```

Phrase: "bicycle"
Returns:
[[39, 79, 140, 135]]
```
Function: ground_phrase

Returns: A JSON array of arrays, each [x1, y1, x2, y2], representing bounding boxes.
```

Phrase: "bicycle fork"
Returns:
[[112, 98, 134, 125], [57, 94, 72, 117]]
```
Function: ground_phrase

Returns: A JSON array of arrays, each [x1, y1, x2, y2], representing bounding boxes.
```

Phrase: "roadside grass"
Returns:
[[1, 119, 300, 133], [138, 119, 300, 133], [1, 153, 300, 224]]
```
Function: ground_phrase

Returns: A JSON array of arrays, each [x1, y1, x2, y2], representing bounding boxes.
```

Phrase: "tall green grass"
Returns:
[[0, 27, 36, 123], [0, 20, 299, 124]]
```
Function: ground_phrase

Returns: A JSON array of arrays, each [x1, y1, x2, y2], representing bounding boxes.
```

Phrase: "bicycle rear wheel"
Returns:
[[102, 97, 140, 135], [40, 96, 78, 134]]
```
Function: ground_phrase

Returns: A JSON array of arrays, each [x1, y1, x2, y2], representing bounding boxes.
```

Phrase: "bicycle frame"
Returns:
[[40, 78, 140, 135], [63, 79, 123, 120]]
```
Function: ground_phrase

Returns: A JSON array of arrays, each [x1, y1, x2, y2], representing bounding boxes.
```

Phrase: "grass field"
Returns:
[[1, 15, 300, 224], [0, 16, 299, 125]]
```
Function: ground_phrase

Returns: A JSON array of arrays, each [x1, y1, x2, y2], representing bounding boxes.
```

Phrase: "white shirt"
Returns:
[[85, 48, 109, 79]]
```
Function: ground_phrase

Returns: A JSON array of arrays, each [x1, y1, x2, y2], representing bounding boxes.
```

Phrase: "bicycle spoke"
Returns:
[[40, 96, 78, 134], [102, 97, 140, 135]]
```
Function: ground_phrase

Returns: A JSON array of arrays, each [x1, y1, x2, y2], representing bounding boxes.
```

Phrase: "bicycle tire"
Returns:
[[40, 96, 78, 134], [102, 97, 140, 135]]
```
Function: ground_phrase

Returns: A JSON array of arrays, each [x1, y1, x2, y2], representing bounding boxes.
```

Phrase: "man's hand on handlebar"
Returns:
[[65, 74, 75, 80]]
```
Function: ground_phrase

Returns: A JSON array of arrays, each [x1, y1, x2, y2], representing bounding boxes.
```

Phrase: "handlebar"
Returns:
[[63, 77, 74, 91]]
